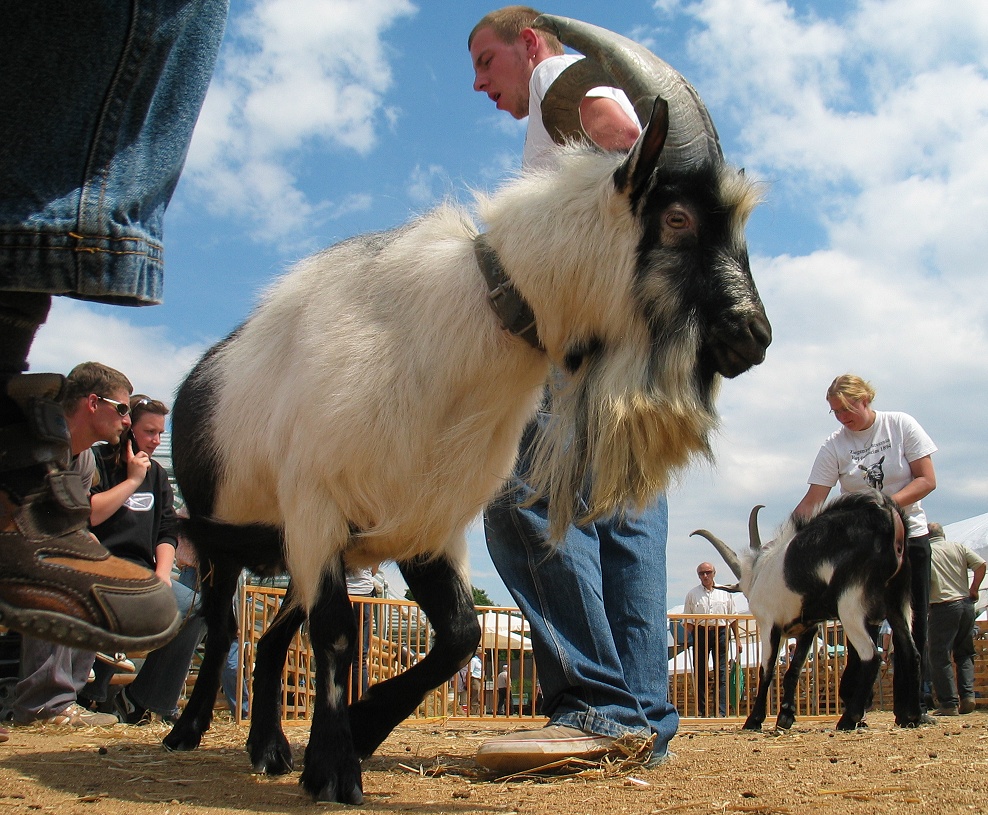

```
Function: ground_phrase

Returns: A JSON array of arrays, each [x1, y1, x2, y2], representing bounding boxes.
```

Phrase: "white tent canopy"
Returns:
[[944, 512, 988, 555], [477, 611, 531, 650]]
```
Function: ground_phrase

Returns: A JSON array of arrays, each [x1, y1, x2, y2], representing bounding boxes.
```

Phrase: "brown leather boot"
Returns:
[[0, 373, 180, 652]]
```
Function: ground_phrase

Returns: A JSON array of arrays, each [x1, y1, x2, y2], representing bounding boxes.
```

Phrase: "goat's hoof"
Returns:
[[895, 714, 930, 728], [300, 767, 363, 805], [775, 715, 795, 732], [248, 736, 294, 775], [741, 718, 762, 731], [835, 715, 858, 731], [163, 723, 203, 752]]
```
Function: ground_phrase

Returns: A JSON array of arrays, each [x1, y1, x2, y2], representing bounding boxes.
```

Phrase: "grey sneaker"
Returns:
[[42, 702, 118, 727], [476, 724, 616, 773]]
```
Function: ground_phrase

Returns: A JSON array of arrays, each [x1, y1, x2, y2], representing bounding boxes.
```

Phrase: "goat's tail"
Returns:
[[885, 494, 908, 584]]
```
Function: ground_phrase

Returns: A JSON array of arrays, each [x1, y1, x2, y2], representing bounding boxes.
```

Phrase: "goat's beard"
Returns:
[[525, 334, 719, 541]]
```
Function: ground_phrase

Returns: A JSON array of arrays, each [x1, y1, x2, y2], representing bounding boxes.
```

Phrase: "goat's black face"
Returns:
[[631, 164, 772, 395]]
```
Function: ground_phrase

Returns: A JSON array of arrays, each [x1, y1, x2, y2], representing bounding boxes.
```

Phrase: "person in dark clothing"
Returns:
[[83, 396, 206, 723]]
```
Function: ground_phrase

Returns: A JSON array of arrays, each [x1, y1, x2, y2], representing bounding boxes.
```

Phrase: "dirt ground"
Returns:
[[1, 711, 986, 815]]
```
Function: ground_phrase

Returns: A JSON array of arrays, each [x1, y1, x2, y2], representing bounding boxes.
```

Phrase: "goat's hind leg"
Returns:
[[743, 626, 783, 731], [835, 619, 881, 731], [348, 554, 481, 757], [164, 559, 241, 751], [775, 628, 816, 731], [246, 580, 305, 775], [887, 602, 922, 727], [297, 567, 363, 804]]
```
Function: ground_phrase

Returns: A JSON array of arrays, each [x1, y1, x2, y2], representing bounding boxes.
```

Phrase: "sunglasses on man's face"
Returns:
[[97, 395, 131, 416], [698, 570, 713, 576]]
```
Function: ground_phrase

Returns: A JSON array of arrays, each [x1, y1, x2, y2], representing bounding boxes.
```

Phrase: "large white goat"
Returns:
[[163, 15, 771, 804]]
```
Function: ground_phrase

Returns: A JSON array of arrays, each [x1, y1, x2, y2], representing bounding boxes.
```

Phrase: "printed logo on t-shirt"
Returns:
[[857, 455, 885, 490], [124, 492, 155, 511], [848, 437, 891, 491]]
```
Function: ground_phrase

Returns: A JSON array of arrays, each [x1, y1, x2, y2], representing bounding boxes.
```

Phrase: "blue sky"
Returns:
[[30, 0, 988, 605]]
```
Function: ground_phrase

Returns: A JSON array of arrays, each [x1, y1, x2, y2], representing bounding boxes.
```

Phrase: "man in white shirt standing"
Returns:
[[684, 562, 741, 717], [469, 6, 677, 772]]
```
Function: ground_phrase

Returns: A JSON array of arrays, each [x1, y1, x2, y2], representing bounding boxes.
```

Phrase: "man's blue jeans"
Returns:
[[928, 598, 977, 709], [0, 0, 228, 305], [484, 471, 679, 758], [222, 638, 250, 718]]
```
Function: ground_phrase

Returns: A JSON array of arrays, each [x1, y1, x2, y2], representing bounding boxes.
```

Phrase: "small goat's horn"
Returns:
[[748, 505, 765, 551], [690, 529, 743, 580], [534, 13, 722, 170]]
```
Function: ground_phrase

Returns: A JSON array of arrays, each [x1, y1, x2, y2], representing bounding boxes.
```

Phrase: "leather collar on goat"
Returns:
[[474, 234, 544, 352]]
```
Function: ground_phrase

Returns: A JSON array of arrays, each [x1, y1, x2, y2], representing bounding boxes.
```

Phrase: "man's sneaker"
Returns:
[[0, 373, 181, 653], [0, 725, 9, 744], [95, 652, 136, 673], [934, 706, 959, 716], [959, 697, 977, 714], [475, 724, 617, 773], [115, 686, 151, 725], [42, 702, 118, 727]]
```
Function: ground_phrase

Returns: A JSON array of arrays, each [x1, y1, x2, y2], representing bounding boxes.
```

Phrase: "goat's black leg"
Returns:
[[887, 594, 922, 727], [348, 554, 480, 757], [835, 647, 882, 730], [836, 617, 883, 730], [743, 625, 783, 731], [775, 628, 817, 731], [246, 580, 305, 775], [297, 567, 363, 804], [164, 558, 241, 751]]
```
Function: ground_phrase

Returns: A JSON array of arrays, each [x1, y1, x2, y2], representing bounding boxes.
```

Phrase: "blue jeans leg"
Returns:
[[953, 599, 977, 700], [221, 639, 249, 718], [128, 579, 206, 717], [0, 0, 228, 304], [484, 479, 678, 756]]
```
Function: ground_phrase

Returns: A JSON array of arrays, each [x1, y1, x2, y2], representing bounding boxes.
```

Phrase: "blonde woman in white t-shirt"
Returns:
[[794, 373, 937, 720]]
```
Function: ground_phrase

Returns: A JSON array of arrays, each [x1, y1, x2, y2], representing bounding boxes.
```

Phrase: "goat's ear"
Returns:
[[614, 96, 669, 195]]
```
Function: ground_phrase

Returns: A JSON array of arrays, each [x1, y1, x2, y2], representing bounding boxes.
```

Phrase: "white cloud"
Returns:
[[406, 164, 449, 205], [28, 300, 207, 406], [183, 0, 416, 241], [654, 0, 988, 599]]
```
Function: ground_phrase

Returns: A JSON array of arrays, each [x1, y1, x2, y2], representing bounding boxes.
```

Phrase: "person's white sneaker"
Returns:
[[476, 724, 617, 773]]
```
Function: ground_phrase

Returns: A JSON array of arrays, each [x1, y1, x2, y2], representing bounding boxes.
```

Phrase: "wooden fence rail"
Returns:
[[209, 586, 988, 724]]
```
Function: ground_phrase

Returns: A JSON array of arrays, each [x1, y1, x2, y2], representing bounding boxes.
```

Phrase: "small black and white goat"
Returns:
[[162, 15, 770, 803], [692, 490, 921, 731]]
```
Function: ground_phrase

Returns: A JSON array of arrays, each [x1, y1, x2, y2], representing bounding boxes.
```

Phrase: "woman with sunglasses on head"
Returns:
[[82, 396, 207, 724], [794, 373, 938, 721]]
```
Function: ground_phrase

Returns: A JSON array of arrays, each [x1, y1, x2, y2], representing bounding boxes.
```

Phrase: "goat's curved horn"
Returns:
[[534, 13, 722, 170], [748, 505, 765, 551], [690, 529, 743, 580]]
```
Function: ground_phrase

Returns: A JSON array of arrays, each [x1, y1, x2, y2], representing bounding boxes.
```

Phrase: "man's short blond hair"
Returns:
[[468, 5, 563, 54], [63, 362, 133, 410]]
